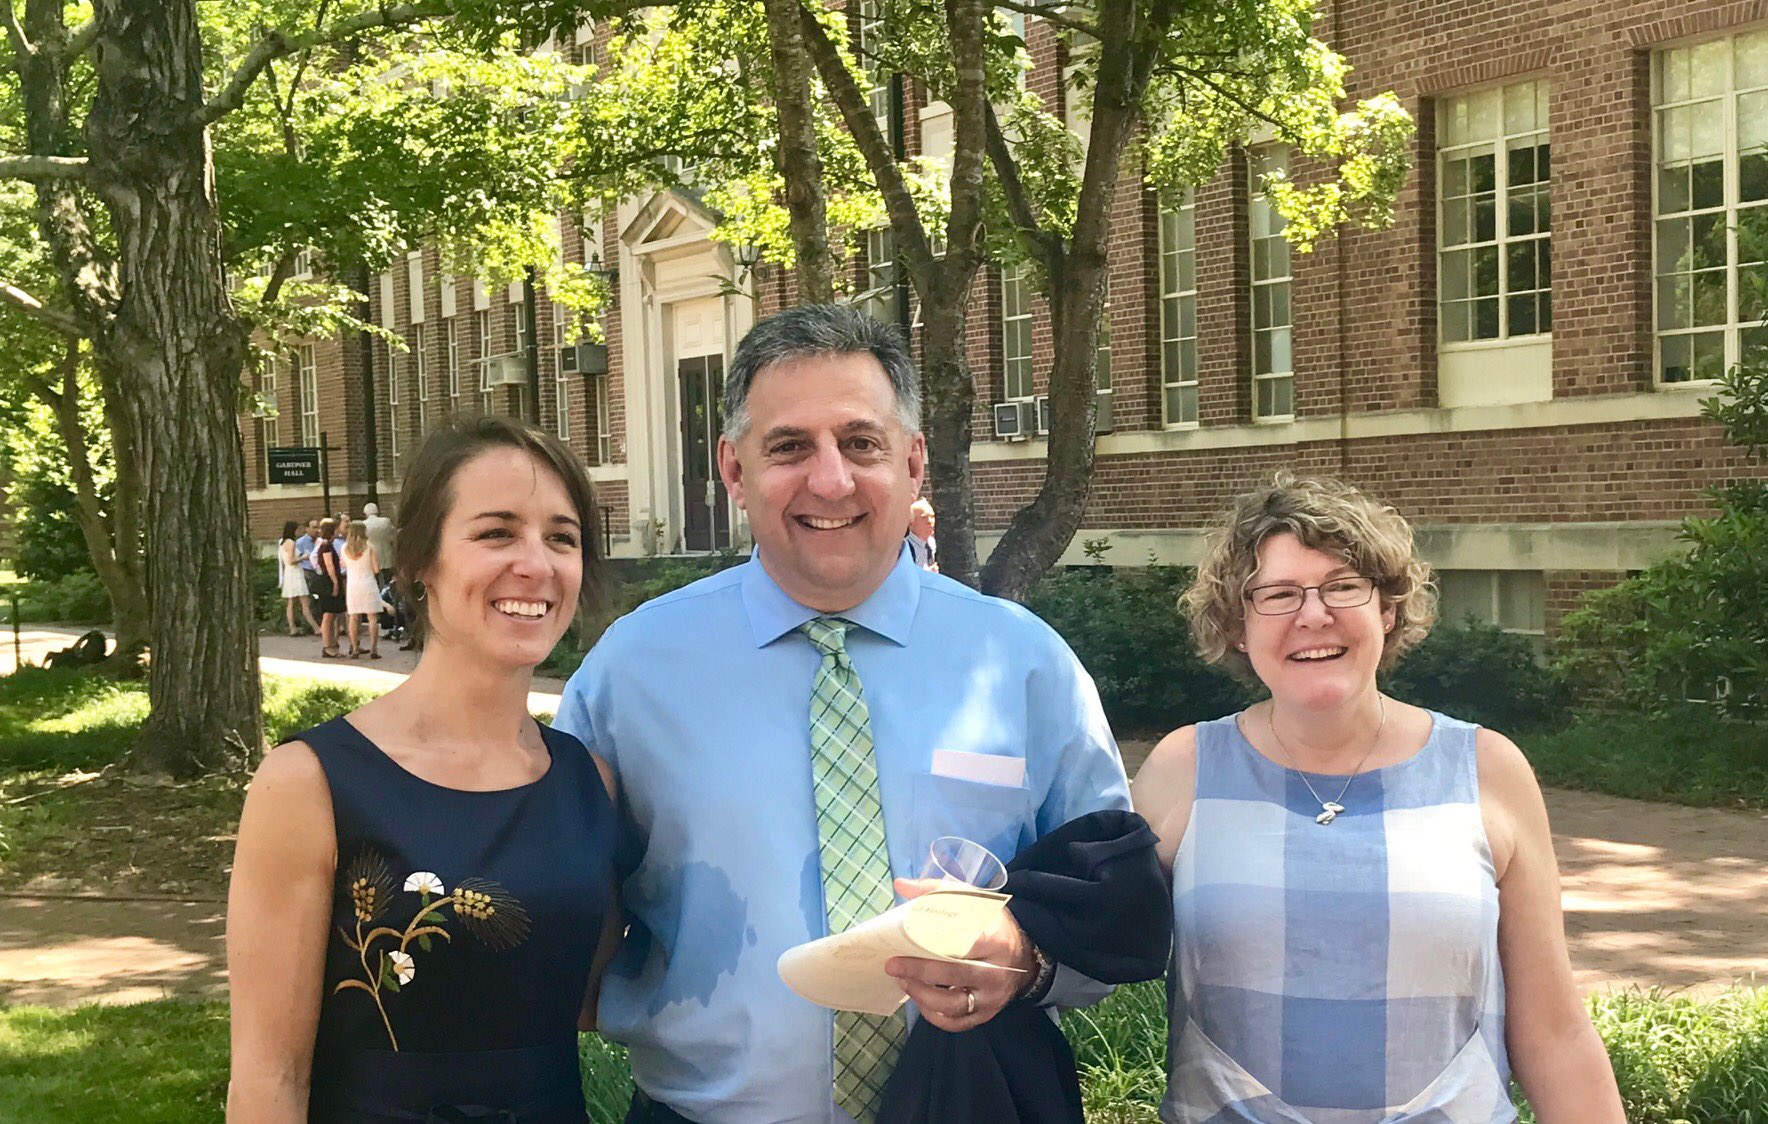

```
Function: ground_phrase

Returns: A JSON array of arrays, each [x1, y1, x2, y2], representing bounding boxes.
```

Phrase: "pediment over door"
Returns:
[[622, 192, 719, 260]]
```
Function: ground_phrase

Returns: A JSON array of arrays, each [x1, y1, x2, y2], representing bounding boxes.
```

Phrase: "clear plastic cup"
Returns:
[[920, 835, 1008, 891]]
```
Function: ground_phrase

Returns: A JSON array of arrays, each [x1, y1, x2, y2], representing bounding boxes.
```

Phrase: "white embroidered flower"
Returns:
[[388, 950, 415, 985], [404, 872, 446, 896]]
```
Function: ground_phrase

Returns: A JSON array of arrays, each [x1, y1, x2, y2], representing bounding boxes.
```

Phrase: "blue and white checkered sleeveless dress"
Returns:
[[1161, 711, 1515, 1123]]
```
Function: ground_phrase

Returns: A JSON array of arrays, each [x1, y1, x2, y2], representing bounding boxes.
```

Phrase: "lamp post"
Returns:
[[734, 241, 762, 314]]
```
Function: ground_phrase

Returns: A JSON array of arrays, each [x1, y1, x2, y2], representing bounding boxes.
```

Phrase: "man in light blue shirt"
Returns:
[[556, 305, 1129, 1124]]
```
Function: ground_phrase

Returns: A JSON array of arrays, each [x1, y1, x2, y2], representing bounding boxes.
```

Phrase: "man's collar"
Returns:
[[741, 543, 921, 648]]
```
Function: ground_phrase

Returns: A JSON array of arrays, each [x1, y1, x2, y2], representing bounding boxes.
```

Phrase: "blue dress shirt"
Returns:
[[295, 534, 318, 573], [554, 547, 1130, 1124]]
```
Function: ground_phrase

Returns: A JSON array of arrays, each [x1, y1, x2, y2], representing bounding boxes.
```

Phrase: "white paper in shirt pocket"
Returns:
[[930, 748, 1026, 788]]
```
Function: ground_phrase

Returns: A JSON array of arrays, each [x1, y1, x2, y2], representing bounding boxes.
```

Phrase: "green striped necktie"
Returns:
[[799, 616, 905, 1122]]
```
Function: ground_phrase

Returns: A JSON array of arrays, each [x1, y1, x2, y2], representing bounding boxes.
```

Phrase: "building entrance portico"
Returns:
[[618, 191, 752, 555]]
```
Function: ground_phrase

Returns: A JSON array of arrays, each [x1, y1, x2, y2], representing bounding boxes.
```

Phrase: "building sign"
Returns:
[[267, 446, 321, 485]]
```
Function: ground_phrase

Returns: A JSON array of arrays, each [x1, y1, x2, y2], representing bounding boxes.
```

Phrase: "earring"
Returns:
[[1235, 641, 1246, 652], [410, 579, 426, 602]]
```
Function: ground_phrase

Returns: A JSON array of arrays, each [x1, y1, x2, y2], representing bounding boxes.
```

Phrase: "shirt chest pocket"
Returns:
[[909, 771, 1033, 870]]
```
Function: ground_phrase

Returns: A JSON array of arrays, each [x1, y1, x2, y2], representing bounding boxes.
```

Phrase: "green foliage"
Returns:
[[1025, 567, 1256, 735], [1, 986, 1763, 1123], [6, 571, 112, 625], [1518, 987, 1768, 1124], [0, 393, 112, 583], [1554, 274, 1767, 720], [1518, 706, 1768, 811], [579, 1033, 634, 1122], [261, 675, 380, 745], [1381, 616, 1564, 733], [1067, 981, 1768, 1124]]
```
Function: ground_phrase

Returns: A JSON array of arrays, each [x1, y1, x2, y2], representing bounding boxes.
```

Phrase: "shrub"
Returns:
[[1025, 566, 1255, 736], [1554, 356, 1768, 721], [6, 571, 112, 625], [1519, 705, 1768, 810], [1382, 616, 1566, 732]]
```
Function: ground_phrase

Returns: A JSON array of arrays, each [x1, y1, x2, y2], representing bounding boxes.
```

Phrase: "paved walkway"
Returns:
[[1, 628, 1763, 1006]]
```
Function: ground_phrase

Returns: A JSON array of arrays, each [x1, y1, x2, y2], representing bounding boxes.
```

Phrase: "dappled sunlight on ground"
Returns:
[[0, 897, 227, 1007], [1550, 790, 1768, 997]]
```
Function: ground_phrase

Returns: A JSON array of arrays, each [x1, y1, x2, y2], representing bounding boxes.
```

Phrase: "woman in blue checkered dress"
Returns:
[[1133, 474, 1621, 1123]]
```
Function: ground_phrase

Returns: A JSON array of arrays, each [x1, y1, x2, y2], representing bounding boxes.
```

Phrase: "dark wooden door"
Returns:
[[678, 353, 730, 552]]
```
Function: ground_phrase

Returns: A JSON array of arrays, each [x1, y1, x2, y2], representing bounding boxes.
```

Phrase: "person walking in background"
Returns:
[[905, 497, 937, 572], [333, 513, 351, 557], [341, 521, 384, 659], [228, 416, 622, 1121], [1133, 472, 1623, 1123], [278, 520, 319, 636], [313, 517, 347, 659], [362, 502, 397, 586]]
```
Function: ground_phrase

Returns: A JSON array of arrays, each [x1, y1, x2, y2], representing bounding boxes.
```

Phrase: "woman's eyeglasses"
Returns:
[[1244, 576, 1377, 616]]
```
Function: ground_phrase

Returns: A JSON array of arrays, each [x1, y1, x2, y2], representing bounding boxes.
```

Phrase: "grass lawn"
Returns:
[[2, 984, 1764, 1122], [0, 668, 379, 897]]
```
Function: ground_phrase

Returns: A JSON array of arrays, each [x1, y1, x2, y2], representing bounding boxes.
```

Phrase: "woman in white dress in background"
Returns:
[[278, 520, 318, 636]]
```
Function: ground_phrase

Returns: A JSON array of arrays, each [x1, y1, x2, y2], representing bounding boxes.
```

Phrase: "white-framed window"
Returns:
[[385, 337, 401, 462], [1438, 80, 1551, 343], [412, 323, 428, 436], [1248, 144, 1293, 419], [291, 247, 312, 279], [445, 317, 461, 402], [257, 356, 278, 484], [1159, 189, 1199, 426], [1094, 298, 1113, 432], [512, 303, 532, 419], [554, 311, 571, 441], [1437, 570, 1546, 650], [476, 308, 493, 413], [858, 0, 890, 129], [593, 373, 613, 465], [296, 343, 319, 448], [1653, 28, 1768, 384], [864, 226, 899, 324], [1001, 262, 1034, 401]]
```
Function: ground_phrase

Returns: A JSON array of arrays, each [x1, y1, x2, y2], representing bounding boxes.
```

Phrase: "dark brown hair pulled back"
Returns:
[[393, 415, 603, 647]]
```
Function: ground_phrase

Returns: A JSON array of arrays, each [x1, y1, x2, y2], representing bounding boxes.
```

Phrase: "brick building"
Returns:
[[239, 3, 1765, 644]]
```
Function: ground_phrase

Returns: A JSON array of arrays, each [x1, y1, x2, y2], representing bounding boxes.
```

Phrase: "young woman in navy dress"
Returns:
[[228, 416, 622, 1122]]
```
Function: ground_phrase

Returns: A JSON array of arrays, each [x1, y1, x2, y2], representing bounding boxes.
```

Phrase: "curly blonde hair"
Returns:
[[1182, 472, 1437, 677]]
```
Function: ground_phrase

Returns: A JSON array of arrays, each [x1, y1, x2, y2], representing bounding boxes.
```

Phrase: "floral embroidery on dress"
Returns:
[[333, 846, 531, 1050]]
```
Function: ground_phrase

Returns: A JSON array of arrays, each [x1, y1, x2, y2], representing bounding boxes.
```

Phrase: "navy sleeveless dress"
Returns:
[[297, 716, 615, 1123]]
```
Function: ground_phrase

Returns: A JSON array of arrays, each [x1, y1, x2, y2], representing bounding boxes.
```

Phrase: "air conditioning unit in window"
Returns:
[[558, 342, 610, 377], [992, 400, 1035, 440], [486, 355, 528, 387], [1034, 395, 1050, 436]]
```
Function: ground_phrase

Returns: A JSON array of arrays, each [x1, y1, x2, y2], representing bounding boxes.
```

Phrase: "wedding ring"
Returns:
[[963, 988, 975, 1016]]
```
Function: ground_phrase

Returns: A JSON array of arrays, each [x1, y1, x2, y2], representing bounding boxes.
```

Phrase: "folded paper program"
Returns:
[[777, 888, 1024, 1015]]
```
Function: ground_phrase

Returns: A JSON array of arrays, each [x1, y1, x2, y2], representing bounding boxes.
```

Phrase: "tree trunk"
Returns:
[[34, 350, 150, 654], [978, 0, 1169, 601], [760, 0, 835, 302], [917, 290, 979, 586], [85, 0, 262, 775]]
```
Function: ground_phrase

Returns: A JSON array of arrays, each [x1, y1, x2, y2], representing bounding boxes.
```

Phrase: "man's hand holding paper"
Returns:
[[885, 877, 1038, 1032]]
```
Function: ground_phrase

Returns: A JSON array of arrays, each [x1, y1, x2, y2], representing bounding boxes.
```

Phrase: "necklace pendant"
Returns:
[[1315, 802, 1345, 826]]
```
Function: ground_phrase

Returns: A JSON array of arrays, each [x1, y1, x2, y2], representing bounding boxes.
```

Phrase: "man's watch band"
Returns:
[[1018, 942, 1056, 1002]]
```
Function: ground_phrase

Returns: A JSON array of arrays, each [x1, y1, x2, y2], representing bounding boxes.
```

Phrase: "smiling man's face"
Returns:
[[718, 350, 924, 613]]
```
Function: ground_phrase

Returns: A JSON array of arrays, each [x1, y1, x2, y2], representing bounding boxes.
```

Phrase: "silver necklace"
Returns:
[[1267, 694, 1387, 825]]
